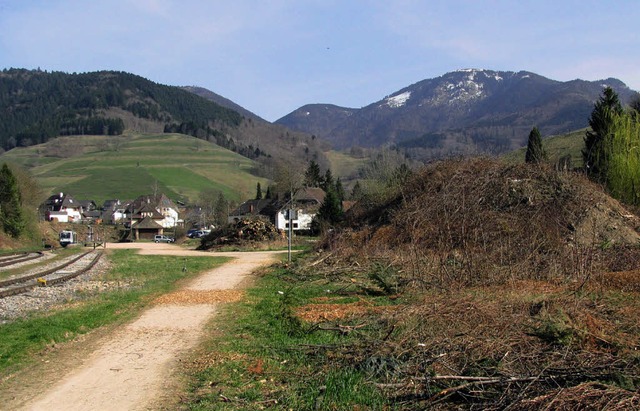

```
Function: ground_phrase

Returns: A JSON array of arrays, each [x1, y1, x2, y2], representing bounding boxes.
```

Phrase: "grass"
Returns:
[[325, 150, 367, 179], [180, 250, 640, 409], [0, 132, 267, 204], [0, 249, 230, 376], [181, 254, 393, 410]]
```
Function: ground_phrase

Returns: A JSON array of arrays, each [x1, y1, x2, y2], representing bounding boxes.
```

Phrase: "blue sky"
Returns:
[[0, 0, 638, 121]]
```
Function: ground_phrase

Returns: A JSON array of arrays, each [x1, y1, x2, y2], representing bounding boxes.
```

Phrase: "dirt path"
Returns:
[[17, 243, 283, 411]]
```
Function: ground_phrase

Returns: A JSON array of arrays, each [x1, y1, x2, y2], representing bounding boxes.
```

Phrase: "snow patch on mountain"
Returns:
[[483, 71, 503, 81], [385, 91, 411, 108]]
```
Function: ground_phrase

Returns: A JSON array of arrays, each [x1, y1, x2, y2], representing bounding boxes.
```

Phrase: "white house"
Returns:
[[274, 187, 325, 231], [228, 188, 326, 232], [42, 193, 84, 223]]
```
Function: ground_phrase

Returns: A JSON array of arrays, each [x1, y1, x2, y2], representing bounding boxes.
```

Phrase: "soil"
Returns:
[[1, 242, 284, 411]]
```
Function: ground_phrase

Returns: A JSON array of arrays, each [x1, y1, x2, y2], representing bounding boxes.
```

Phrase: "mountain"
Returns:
[[181, 86, 265, 122], [0, 69, 329, 171], [275, 104, 358, 139], [276, 69, 638, 160]]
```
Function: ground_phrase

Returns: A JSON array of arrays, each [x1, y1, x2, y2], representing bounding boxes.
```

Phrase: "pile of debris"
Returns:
[[331, 157, 640, 286], [198, 219, 284, 250]]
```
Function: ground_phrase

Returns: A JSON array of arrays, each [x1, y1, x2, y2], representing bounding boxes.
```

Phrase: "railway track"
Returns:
[[0, 252, 44, 268], [0, 250, 103, 298]]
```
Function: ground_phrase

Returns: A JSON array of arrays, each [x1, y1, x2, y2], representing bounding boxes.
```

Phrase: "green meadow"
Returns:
[[0, 133, 267, 204]]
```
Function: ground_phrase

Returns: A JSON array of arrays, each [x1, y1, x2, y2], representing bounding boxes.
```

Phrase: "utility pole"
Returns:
[[288, 190, 293, 263]]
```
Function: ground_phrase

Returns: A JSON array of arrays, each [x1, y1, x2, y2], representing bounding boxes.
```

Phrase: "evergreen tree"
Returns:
[[335, 178, 346, 202], [304, 160, 322, 187], [265, 185, 272, 199], [351, 181, 363, 200], [316, 187, 343, 225], [525, 126, 547, 164], [255, 182, 263, 200], [583, 87, 623, 180], [321, 168, 334, 192], [0, 163, 25, 238]]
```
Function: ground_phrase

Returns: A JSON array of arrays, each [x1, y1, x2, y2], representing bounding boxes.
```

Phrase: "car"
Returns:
[[188, 229, 211, 238], [154, 235, 175, 243]]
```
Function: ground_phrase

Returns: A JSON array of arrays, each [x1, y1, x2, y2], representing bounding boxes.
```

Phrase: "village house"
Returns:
[[229, 188, 326, 232], [124, 193, 182, 240], [228, 198, 273, 224], [41, 192, 84, 223], [101, 199, 129, 224], [78, 199, 101, 222], [273, 187, 326, 231]]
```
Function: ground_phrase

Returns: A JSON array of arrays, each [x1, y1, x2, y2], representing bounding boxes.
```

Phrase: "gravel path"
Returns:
[[14, 242, 284, 411]]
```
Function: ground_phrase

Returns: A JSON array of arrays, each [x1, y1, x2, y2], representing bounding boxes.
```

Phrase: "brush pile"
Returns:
[[198, 219, 284, 250], [302, 157, 640, 409], [330, 157, 640, 287]]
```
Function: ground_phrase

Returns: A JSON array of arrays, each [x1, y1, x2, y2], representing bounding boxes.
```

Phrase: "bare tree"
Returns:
[[272, 160, 305, 200]]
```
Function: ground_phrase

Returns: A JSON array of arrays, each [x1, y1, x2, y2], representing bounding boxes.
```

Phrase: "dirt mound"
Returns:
[[330, 158, 640, 286]]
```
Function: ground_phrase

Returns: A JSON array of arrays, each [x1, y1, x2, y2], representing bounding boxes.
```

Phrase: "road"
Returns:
[[16, 243, 283, 411]]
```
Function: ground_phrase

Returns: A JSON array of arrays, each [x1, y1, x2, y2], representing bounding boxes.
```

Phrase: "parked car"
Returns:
[[186, 229, 199, 238], [154, 235, 175, 243]]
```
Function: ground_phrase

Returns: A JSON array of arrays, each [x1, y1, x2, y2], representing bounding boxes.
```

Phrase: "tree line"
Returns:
[[0, 162, 41, 241], [525, 87, 640, 206], [163, 122, 268, 160]]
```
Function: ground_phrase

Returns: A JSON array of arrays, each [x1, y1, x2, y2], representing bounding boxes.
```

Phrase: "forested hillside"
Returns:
[[0, 69, 330, 171], [0, 69, 241, 149]]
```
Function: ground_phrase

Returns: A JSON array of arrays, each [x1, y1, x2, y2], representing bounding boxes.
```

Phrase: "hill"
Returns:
[[0, 133, 266, 205], [181, 86, 265, 122], [0, 69, 330, 171], [276, 69, 638, 161]]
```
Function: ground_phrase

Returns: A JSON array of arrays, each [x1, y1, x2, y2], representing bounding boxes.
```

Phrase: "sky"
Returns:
[[0, 0, 638, 121]]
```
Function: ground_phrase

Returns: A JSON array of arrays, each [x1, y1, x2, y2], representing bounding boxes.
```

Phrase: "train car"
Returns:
[[59, 230, 78, 247]]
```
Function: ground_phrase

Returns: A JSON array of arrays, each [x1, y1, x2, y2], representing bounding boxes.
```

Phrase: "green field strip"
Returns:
[[59, 167, 179, 204], [1, 132, 268, 204]]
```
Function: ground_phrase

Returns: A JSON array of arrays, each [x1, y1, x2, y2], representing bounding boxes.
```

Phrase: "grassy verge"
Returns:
[[181, 253, 396, 410], [0, 249, 229, 375]]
